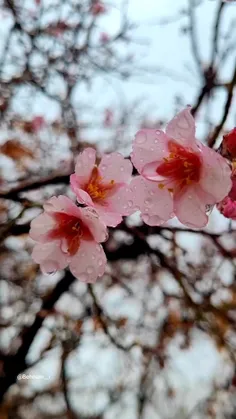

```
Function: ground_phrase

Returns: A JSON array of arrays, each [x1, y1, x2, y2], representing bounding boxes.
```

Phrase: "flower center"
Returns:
[[156, 141, 202, 191], [49, 212, 92, 256], [85, 166, 115, 203]]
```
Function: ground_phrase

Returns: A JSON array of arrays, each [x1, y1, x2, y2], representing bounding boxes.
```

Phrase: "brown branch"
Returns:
[[208, 63, 236, 147]]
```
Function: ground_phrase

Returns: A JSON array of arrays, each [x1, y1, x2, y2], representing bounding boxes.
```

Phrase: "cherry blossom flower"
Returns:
[[130, 107, 232, 228], [70, 148, 133, 227], [30, 195, 108, 282], [32, 116, 45, 133], [91, 1, 106, 16], [217, 167, 236, 220], [217, 196, 236, 220], [221, 128, 236, 160]]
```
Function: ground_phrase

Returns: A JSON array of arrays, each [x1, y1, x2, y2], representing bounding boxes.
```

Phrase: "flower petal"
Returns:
[[74, 147, 96, 184], [32, 241, 68, 273], [166, 107, 196, 148], [198, 142, 232, 202], [174, 185, 212, 228], [99, 152, 133, 183], [70, 174, 94, 206], [30, 213, 55, 243], [43, 195, 83, 218], [79, 206, 108, 242], [129, 176, 174, 226], [131, 129, 169, 174], [69, 241, 107, 283]]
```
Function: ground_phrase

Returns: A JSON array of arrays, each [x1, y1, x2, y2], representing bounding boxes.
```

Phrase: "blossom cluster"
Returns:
[[30, 108, 235, 282]]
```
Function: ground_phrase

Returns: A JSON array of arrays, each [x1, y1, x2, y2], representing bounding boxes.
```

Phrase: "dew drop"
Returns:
[[144, 208, 149, 212], [120, 166, 124, 171], [133, 185, 137, 191], [149, 190, 154, 196], [150, 147, 154, 152], [155, 130, 161, 136], [80, 273, 88, 282], [87, 266, 94, 274], [136, 135, 146, 144], [101, 164, 107, 170], [140, 158, 144, 163], [88, 151, 94, 158], [128, 200, 133, 207], [154, 139, 158, 144], [98, 258, 103, 266], [81, 252, 85, 257], [144, 199, 151, 206], [124, 204, 128, 209], [92, 254, 96, 260], [96, 244, 101, 252]]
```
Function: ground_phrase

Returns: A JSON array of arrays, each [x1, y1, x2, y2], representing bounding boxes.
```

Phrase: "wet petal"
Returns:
[[129, 176, 174, 226], [166, 107, 197, 148], [99, 152, 133, 183], [32, 241, 68, 274], [69, 241, 107, 283], [131, 129, 169, 174]]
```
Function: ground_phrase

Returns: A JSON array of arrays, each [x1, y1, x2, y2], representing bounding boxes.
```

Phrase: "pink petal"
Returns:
[[198, 142, 232, 202], [32, 242, 68, 274], [131, 129, 169, 174], [30, 213, 55, 243], [129, 176, 174, 226], [70, 174, 94, 206], [99, 152, 133, 183], [94, 206, 123, 227], [166, 107, 197, 148], [79, 206, 108, 242], [69, 241, 107, 283], [44, 195, 82, 219], [217, 197, 236, 220], [74, 147, 96, 184], [174, 185, 213, 228]]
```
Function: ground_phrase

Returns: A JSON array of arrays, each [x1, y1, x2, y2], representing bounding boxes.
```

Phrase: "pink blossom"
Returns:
[[30, 195, 108, 282], [217, 167, 236, 220], [222, 128, 236, 160], [217, 196, 236, 220], [32, 116, 45, 133], [70, 148, 133, 227], [130, 107, 232, 228], [100, 32, 110, 44], [91, 1, 106, 16]]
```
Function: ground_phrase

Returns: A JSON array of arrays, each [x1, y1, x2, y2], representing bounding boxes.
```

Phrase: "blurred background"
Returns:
[[0, 0, 236, 418]]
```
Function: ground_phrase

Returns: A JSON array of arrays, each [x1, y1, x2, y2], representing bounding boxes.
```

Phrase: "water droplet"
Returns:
[[150, 147, 154, 152], [81, 252, 85, 257], [154, 139, 158, 144], [155, 130, 161, 136], [77, 162, 82, 168], [144, 199, 151, 206], [128, 200, 133, 207], [124, 204, 128, 209], [88, 151, 94, 158], [87, 266, 94, 274], [101, 164, 107, 170], [80, 273, 88, 282], [133, 185, 137, 190], [150, 215, 162, 225], [140, 158, 144, 163], [142, 214, 149, 224], [92, 254, 96, 260], [96, 244, 101, 252], [188, 195, 192, 199], [149, 190, 154, 196], [144, 208, 149, 212], [136, 134, 146, 144], [120, 166, 124, 171], [98, 258, 103, 266]]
